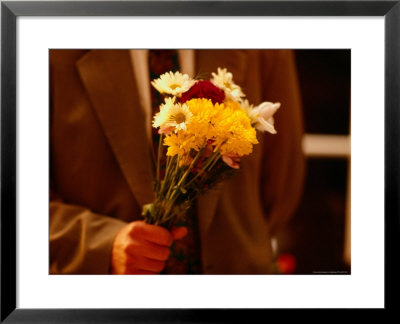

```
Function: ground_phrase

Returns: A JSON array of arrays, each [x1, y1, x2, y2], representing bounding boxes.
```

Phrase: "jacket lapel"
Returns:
[[195, 50, 248, 237], [76, 50, 155, 207]]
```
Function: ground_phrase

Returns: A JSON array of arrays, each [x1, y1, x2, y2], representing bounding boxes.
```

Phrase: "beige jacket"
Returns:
[[49, 49, 305, 274]]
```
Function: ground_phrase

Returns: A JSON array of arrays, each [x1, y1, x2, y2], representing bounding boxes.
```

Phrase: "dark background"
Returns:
[[278, 50, 351, 274]]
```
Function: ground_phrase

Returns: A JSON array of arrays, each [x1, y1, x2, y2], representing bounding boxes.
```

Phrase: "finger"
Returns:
[[126, 239, 170, 261], [128, 257, 166, 273], [170, 227, 188, 240], [129, 221, 173, 247]]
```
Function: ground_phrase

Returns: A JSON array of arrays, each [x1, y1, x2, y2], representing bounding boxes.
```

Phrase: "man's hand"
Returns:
[[111, 220, 187, 274]]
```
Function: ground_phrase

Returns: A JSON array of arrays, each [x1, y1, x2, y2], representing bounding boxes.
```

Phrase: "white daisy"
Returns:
[[242, 100, 281, 134], [152, 98, 192, 132], [211, 67, 245, 102], [152, 97, 175, 128], [151, 71, 195, 96], [164, 102, 193, 131]]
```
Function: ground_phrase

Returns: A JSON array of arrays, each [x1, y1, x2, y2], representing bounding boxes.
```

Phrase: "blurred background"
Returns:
[[276, 50, 351, 274]]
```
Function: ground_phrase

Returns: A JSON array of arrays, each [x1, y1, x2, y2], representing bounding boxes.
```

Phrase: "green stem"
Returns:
[[162, 195, 179, 221], [201, 152, 221, 182], [164, 154, 182, 200], [168, 148, 204, 200], [185, 151, 221, 187], [160, 155, 174, 197], [155, 133, 164, 192]]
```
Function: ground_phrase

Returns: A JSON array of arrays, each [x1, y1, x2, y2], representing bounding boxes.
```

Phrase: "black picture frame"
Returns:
[[1, 0, 399, 322]]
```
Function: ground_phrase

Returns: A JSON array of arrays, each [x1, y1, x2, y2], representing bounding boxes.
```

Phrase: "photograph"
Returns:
[[49, 49, 351, 275], [2, 0, 397, 320]]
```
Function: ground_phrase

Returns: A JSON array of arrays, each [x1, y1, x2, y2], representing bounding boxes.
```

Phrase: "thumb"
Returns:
[[170, 227, 188, 240]]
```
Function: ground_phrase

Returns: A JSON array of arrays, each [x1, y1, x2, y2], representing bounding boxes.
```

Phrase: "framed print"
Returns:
[[1, 0, 399, 322]]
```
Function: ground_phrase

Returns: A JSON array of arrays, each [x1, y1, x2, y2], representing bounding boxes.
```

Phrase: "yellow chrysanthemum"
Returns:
[[164, 131, 205, 156], [163, 98, 258, 157], [212, 100, 258, 156]]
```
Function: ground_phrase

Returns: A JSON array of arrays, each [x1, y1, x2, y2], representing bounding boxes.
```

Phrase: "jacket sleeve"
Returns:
[[260, 50, 306, 237], [49, 50, 129, 274], [50, 189, 127, 274]]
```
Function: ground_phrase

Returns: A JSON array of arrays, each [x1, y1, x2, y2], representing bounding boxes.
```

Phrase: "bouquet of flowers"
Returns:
[[142, 68, 280, 228]]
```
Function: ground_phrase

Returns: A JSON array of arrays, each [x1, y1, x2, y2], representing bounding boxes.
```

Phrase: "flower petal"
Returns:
[[222, 153, 241, 169], [258, 102, 281, 120], [255, 118, 277, 134]]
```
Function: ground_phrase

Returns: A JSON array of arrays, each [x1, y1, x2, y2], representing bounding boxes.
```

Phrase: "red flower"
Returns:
[[277, 253, 297, 274], [180, 80, 225, 105]]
